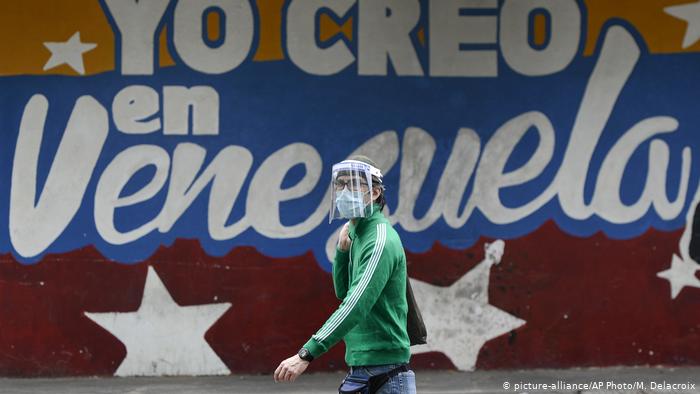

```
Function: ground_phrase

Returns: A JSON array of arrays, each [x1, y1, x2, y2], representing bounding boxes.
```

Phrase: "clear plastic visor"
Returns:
[[329, 162, 374, 222]]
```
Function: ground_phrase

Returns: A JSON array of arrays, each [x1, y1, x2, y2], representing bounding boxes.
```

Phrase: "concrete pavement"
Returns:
[[1, 366, 700, 393]]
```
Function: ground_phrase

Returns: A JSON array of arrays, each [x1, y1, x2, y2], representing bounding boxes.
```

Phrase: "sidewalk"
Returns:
[[1, 366, 699, 394]]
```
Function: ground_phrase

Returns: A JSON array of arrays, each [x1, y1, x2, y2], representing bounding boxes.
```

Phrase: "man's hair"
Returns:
[[348, 155, 386, 209]]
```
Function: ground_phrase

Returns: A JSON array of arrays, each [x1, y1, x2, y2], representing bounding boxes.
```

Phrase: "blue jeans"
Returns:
[[345, 364, 416, 394]]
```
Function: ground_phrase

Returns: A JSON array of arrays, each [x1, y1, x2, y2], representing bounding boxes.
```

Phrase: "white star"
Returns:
[[43, 32, 96, 75], [657, 254, 700, 299], [85, 266, 232, 376], [665, 1, 700, 48], [410, 240, 526, 371]]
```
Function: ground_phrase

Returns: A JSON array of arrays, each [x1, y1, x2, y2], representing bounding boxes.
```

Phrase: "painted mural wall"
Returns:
[[0, 0, 699, 376]]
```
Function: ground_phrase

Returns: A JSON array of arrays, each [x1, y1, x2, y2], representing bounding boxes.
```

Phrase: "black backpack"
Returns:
[[406, 277, 427, 346]]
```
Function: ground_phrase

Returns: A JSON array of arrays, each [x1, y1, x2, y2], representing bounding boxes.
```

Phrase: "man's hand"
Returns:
[[273, 354, 309, 383], [338, 221, 351, 252]]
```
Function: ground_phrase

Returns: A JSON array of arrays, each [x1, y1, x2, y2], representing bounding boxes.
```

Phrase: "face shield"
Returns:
[[329, 160, 383, 222]]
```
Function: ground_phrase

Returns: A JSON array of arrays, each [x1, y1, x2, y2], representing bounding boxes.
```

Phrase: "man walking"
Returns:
[[274, 156, 416, 393]]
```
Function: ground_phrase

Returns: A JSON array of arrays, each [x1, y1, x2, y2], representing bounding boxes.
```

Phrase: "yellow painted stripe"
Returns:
[[1, 0, 698, 76], [584, 0, 700, 56]]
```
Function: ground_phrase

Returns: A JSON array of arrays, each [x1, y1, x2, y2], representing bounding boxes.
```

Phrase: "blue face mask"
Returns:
[[335, 187, 368, 218]]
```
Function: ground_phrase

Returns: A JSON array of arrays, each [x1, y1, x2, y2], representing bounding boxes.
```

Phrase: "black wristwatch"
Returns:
[[298, 347, 314, 362]]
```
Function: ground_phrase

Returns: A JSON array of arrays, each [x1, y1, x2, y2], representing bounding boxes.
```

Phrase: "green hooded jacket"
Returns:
[[303, 205, 411, 366]]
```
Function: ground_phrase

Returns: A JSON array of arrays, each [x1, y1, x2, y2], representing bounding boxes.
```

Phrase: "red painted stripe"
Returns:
[[0, 221, 693, 376]]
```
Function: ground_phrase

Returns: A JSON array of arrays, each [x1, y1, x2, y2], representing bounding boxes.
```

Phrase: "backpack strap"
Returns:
[[368, 364, 409, 394]]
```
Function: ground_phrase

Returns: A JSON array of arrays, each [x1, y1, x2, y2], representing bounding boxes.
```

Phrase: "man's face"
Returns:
[[333, 175, 368, 193], [334, 175, 379, 204]]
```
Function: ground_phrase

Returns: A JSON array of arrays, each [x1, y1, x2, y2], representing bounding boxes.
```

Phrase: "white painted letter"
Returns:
[[11, 95, 108, 258], [95, 145, 169, 244], [592, 117, 690, 222], [500, 0, 580, 76], [113, 85, 161, 134], [388, 127, 482, 231], [554, 26, 640, 219], [434, 128, 481, 228], [163, 86, 219, 135], [158, 143, 253, 240], [247, 143, 322, 238], [470, 111, 555, 223], [358, 0, 424, 76], [173, 0, 254, 74], [287, 0, 355, 75], [391, 127, 438, 231], [430, 0, 498, 77], [103, 0, 170, 75]]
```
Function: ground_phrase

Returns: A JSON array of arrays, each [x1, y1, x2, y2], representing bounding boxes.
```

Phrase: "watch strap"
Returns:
[[298, 347, 314, 362]]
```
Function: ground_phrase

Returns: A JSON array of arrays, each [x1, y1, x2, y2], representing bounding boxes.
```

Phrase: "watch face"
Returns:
[[298, 348, 311, 360]]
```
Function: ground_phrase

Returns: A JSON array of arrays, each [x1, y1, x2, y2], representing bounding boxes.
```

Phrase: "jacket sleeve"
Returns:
[[333, 247, 350, 300], [304, 223, 393, 358]]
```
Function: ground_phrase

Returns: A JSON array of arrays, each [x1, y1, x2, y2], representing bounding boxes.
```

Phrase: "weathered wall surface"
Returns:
[[0, 0, 700, 376]]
